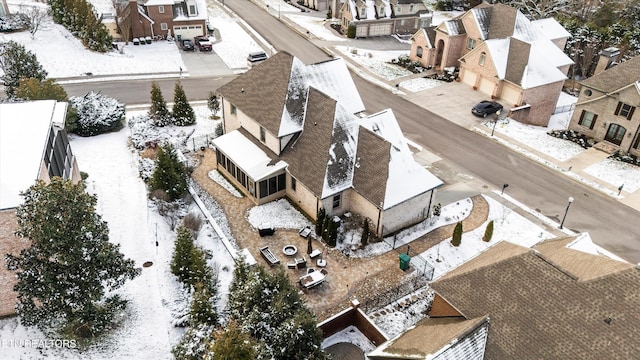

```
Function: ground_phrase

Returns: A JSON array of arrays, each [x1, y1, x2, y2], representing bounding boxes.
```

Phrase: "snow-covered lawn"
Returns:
[[335, 46, 411, 81], [584, 157, 640, 192]]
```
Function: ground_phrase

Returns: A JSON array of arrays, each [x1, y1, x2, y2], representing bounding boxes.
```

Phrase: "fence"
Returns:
[[362, 275, 429, 313], [553, 103, 575, 115], [190, 133, 216, 152]]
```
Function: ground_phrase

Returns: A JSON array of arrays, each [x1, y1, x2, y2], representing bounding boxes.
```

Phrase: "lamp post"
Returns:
[[559, 196, 574, 229], [491, 110, 501, 136], [501, 183, 509, 195]]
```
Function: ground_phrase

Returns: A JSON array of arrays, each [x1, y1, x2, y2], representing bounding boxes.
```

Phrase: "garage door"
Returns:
[[174, 25, 203, 40], [461, 69, 477, 87], [356, 25, 368, 38], [478, 77, 495, 96], [368, 23, 392, 36], [501, 83, 521, 106]]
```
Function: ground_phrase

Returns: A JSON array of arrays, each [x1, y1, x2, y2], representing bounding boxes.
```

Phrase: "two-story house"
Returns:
[[340, 0, 431, 37], [214, 52, 443, 237], [0, 100, 82, 317], [123, 0, 207, 41], [568, 49, 640, 155], [409, 3, 573, 126]]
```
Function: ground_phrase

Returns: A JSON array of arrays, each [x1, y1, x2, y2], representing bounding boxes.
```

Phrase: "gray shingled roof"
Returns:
[[430, 239, 640, 359], [351, 128, 390, 208], [580, 56, 640, 93]]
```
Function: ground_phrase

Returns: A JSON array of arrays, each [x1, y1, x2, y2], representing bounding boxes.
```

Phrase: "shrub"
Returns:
[[315, 208, 326, 235], [483, 220, 493, 242], [69, 91, 125, 136], [451, 221, 462, 247], [149, 143, 188, 201], [361, 218, 370, 246], [347, 24, 356, 38]]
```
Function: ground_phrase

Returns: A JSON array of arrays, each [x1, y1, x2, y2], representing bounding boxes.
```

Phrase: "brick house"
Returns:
[[0, 101, 82, 317], [214, 52, 443, 237], [409, 3, 573, 126], [369, 237, 640, 359], [568, 50, 640, 155], [340, 0, 431, 37], [123, 0, 207, 42]]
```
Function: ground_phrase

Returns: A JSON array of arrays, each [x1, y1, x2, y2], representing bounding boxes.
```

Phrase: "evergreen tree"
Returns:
[[171, 226, 196, 283], [347, 24, 356, 38], [483, 220, 494, 242], [207, 91, 220, 119], [69, 91, 125, 136], [326, 7, 332, 19], [315, 208, 326, 235], [172, 81, 195, 126], [172, 323, 215, 360], [189, 282, 218, 326], [452, 221, 463, 247], [15, 78, 68, 101], [209, 320, 255, 360], [361, 218, 370, 246], [149, 81, 171, 126], [149, 143, 188, 201], [5, 178, 140, 337], [0, 41, 47, 98]]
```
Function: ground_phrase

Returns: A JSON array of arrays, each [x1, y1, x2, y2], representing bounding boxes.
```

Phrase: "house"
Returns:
[[409, 3, 573, 126], [0, 100, 82, 317], [121, 0, 208, 42], [369, 237, 640, 359], [214, 51, 443, 237], [340, 0, 431, 38], [302, 0, 337, 12], [567, 49, 640, 155], [0, 0, 9, 17]]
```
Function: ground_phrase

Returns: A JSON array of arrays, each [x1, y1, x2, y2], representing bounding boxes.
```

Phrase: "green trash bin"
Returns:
[[399, 253, 411, 271]]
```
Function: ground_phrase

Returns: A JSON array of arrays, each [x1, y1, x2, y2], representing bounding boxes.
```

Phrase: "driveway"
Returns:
[[178, 46, 237, 77]]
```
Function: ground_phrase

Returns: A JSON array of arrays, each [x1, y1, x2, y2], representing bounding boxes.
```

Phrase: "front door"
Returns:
[[605, 123, 626, 145]]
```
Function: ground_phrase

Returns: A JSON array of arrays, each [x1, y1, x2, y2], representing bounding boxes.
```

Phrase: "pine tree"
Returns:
[[149, 81, 171, 126], [189, 282, 218, 326], [209, 320, 255, 360], [172, 81, 196, 126], [149, 143, 188, 201], [171, 226, 195, 283], [5, 178, 140, 337], [483, 220, 494, 242], [207, 91, 220, 119], [15, 78, 68, 101], [0, 41, 47, 98], [361, 218, 370, 246], [315, 208, 326, 235], [452, 221, 463, 247]]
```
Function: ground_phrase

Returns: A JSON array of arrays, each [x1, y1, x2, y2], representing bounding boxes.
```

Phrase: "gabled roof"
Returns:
[[430, 239, 640, 359], [440, 19, 465, 36], [358, 109, 443, 209], [411, 27, 436, 49], [0, 101, 65, 209], [531, 18, 571, 41], [580, 56, 640, 93]]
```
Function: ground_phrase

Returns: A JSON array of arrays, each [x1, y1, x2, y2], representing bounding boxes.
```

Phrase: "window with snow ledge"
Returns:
[[158, 5, 164, 13], [332, 194, 341, 209], [467, 38, 476, 50]]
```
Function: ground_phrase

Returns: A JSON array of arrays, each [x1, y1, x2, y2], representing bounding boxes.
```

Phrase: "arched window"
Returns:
[[605, 123, 626, 145], [416, 46, 423, 58], [479, 52, 486, 66]]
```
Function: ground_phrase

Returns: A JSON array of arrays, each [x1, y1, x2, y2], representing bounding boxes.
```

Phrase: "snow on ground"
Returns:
[[208, 170, 243, 198], [399, 77, 445, 92], [335, 46, 411, 81], [246, 198, 313, 230], [584, 157, 640, 192], [322, 325, 377, 353], [286, 14, 346, 42]]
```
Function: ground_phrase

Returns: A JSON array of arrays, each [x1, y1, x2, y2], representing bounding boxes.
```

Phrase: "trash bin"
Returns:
[[399, 253, 411, 271]]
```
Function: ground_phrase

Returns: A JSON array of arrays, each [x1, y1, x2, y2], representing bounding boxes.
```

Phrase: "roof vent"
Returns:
[[241, 88, 244, 93], [604, 317, 612, 325], [314, 122, 317, 126], [372, 124, 380, 132]]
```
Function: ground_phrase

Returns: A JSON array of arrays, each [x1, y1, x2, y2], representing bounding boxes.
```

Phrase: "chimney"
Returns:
[[594, 47, 620, 75]]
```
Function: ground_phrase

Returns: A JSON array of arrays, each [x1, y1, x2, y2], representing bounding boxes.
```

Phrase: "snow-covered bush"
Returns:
[[128, 114, 171, 150], [69, 92, 125, 136], [138, 157, 156, 181], [0, 14, 29, 32]]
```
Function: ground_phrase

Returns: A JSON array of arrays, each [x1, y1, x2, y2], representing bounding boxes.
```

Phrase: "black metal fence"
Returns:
[[362, 275, 429, 313]]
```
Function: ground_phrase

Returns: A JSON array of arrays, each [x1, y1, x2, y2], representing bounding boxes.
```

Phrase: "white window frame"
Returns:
[[160, 23, 168, 31], [158, 5, 165, 13]]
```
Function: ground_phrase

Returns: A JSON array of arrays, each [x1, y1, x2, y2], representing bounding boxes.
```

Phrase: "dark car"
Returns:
[[180, 39, 195, 51], [247, 51, 268, 68], [471, 100, 503, 117], [193, 36, 212, 51]]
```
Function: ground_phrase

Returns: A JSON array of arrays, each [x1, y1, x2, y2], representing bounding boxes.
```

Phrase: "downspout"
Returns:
[[426, 189, 434, 219], [376, 205, 382, 236], [628, 128, 640, 154], [149, 22, 154, 38], [220, 96, 226, 134]]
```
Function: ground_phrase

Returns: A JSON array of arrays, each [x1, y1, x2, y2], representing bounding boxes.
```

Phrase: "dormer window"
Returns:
[[361, 8, 366, 17], [186, 0, 197, 16]]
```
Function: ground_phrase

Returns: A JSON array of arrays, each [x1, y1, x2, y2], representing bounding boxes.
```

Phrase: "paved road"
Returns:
[[60, 2, 640, 263]]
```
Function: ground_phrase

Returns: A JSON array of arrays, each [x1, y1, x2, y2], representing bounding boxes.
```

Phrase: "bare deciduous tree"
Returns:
[[20, 5, 48, 39]]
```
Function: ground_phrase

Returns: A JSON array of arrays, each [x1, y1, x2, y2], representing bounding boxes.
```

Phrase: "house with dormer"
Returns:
[[123, 0, 207, 41], [340, 0, 431, 37], [0, 101, 82, 317], [409, 3, 573, 126], [214, 52, 443, 237], [568, 50, 640, 155], [368, 237, 640, 359]]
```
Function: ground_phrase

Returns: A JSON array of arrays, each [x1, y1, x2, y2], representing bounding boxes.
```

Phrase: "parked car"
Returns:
[[247, 51, 268, 68], [193, 36, 212, 51], [471, 100, 503, 118], [180, 39, 195, 51]]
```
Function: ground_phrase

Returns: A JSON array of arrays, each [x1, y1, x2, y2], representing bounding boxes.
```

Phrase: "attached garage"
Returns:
[[478, 77, 495, 96], [368, 23, 392, 36]]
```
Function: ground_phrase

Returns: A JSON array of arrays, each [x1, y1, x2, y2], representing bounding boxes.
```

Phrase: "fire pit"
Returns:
[[282, 245, 297, 256]]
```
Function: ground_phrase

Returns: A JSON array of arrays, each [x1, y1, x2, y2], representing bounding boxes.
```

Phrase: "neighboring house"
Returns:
[[302, 0, 337, 12], [0, 0, 9, 17], [214, 51, 443, 237], [410, 3, 573, 126], [0, 100, 82, 317], [568, 49, 640, 155], [122, 0, 207, 41], [340, 0, 431, 38], [369, 236, 640, 359]]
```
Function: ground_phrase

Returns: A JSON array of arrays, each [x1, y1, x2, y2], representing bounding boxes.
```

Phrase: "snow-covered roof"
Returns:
[[321, 104, 360, 198], [0, 101, 64, 209], [470, 6, 491, 40], [520, 39, 572, 88], [360, 109, 443, 209], [531, 18, 571, 41], [278, 57, 365, 137], [144, 0, 175, 6], [212, 130, 287, 181]]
